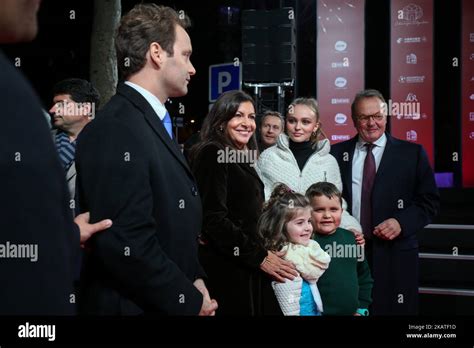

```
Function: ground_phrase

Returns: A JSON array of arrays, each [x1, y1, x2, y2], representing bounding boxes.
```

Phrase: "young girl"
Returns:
[[258, 183, 331, 316]]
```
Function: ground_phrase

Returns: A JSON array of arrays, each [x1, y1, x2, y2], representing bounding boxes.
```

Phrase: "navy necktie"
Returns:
[[360, 143, 376, 238], [163, 111, 173, 139]]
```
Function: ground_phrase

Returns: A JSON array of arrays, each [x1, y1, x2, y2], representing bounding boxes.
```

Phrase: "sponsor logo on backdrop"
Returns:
[[331, 135, 351, 141], [470, 94, 474, 101], [470, 132, 474, 140], [396, 36, 427, 44], [470, 53, 474, 61], [469, 112, 474, 121], [406, 130, 418, 141], [406, 53, 417, 64], [331, 98, 350, 105], [399, 75, 425, 84], [331, 57, 350, 68], [396, 4, 428, 26], [334, 40, 348, 52], [335, 113, 348, 125], [470, 33, 474, 43], [406, 93, 418, 102], [334, 77, 347, 88]]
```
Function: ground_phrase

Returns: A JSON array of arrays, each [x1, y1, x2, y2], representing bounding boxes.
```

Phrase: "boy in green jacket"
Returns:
[[306, 182, 373, 316]]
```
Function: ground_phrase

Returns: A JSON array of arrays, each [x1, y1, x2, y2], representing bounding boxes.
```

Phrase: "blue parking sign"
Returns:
[[209, 62, 242, 102]]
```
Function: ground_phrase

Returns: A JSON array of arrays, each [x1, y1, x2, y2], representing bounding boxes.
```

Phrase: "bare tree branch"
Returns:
[[90, 0, 121, 108]]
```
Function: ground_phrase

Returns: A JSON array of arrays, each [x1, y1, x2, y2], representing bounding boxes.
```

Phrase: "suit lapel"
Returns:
[[117, 84, 193, 175], [374, 133, 394, 187]]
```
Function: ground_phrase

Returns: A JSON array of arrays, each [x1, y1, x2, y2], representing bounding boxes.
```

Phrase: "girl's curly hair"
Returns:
[[258, 183, 311, 251]]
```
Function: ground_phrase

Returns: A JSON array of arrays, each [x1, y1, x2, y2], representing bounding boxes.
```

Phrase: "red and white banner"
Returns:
[[390, 0, 434, 166], [316, 0, 365, 144], [462, 0, 474, 187]]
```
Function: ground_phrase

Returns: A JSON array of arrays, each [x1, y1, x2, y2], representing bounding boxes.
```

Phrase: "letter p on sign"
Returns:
[[218, 72, 232, 94], [209, 62, 242, 102]]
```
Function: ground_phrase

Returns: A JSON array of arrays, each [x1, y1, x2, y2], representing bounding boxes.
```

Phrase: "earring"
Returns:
[[312, 124, 320, 136], [219, 125, 224, 132]]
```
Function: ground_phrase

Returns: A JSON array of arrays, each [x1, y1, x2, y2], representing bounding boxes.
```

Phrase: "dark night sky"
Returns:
[[1, 0, 463, 183]]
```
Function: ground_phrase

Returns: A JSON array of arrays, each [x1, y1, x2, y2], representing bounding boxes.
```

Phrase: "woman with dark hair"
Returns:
[[190, 90, 297, 315]]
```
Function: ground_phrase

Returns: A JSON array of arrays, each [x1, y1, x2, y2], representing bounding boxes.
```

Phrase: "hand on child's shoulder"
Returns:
[[349, 229, 365, 246]]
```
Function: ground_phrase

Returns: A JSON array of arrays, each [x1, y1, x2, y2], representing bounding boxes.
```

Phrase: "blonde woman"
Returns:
[[256, 98, 363, 236]]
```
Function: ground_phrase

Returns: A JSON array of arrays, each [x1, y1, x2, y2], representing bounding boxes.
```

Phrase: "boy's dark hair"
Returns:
[[52, 78, 100, 108], [305, 182, 342, 206]]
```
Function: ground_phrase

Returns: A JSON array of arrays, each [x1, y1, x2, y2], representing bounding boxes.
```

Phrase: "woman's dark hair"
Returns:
[[258, 183, 311, 251], [189, 90, 258, 163]]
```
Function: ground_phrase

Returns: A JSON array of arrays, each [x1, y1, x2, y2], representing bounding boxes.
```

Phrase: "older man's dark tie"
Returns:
[[360, 143, 375, 238]]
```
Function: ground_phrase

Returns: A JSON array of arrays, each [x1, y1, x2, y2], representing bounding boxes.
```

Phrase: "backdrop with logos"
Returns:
[[316, 0, 365, 144]]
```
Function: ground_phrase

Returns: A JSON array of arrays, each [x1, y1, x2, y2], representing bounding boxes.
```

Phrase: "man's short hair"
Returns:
[[261, 110, 284, 128], [351, 89, 386, 121], [52, 78, 100, 108], [115, 4, 191, 80], [305, 181, 343, 206]]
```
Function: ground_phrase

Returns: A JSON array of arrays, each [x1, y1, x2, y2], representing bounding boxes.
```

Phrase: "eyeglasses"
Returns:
[[356, 114, 385, 124]]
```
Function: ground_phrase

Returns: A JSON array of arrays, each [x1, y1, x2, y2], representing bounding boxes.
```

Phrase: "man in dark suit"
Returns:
[[76, 4, 217, 315], [0, 0, 111, 315], [330, 89, 439, 315]]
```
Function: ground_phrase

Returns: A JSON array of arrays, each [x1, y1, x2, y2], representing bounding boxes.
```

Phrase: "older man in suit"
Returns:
[[76, 4, 217, 315], [330, 89, 439, 315]]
